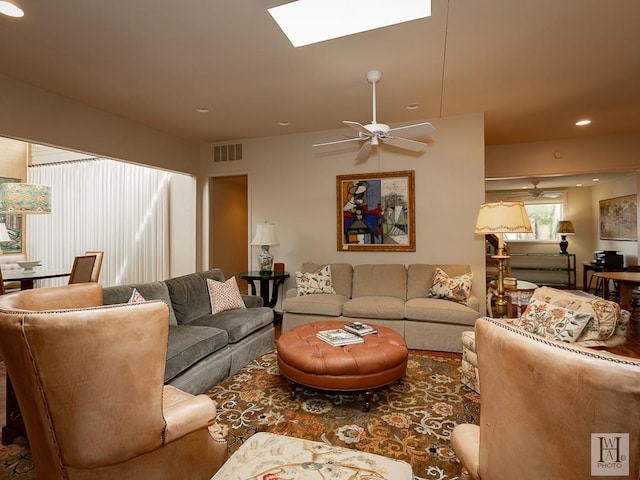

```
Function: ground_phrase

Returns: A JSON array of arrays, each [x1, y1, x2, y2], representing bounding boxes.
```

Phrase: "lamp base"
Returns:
[[258, 245, 274, 273], [559, 235, 569, 254]]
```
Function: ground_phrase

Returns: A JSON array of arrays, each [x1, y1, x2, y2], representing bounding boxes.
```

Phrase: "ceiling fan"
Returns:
[[312, 70, 435, 163], [528, 180, 562, 198]]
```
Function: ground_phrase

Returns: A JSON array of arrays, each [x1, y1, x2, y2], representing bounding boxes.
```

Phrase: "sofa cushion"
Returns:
[[407, 264, 473, 299], [165, 325, 228, 382], [188, 306, 273, 344], [427, 267, 473, 305], [103, 281, 178, 325], [519, 298, 592, 343], [283, 293, 349, 317], [165, 269, 225, 325], [301, 262, 353, 298], [405, 298, 479, 326], [342, 296, 405, 319], [295, 265, 336, 296], [531, 286, 621, 341], [351, 264, 407, 300], [207, 277, 246, 314]]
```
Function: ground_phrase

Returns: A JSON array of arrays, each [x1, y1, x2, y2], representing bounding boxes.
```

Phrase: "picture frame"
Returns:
[[599, 194, 637, 241], [0, 176, 24, 254], [336, 170, 415, 252]]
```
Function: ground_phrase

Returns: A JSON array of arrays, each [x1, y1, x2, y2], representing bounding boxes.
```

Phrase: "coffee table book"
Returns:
[[344, 322, 378, 336], [316, 329, 364, 346]]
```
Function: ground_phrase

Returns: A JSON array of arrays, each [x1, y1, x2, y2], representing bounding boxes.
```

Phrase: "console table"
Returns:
[[510, 253, 576, 288]]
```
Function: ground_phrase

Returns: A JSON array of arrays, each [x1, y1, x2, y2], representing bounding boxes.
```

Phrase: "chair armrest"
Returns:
[[241, 294, 263, 308], [162, 393, 219, 444], [451, 424, 480, 480]]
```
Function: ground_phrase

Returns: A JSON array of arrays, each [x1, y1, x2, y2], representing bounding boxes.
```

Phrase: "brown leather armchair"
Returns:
[[0, 283, 228, 480], [452, 317, 640, 480]]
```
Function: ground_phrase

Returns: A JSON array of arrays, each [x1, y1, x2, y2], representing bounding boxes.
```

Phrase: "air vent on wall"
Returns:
[[213, 143, 243, 162]]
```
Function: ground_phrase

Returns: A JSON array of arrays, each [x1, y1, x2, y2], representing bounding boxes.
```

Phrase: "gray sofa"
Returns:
[[103, 269, 274, 395], [282, 263, 482, 353]]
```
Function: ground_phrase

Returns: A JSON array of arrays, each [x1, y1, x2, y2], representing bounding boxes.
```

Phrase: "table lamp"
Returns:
[[475, 201, 532, 318], [555, 220, 575, 254], [251, 221, 279, 274]]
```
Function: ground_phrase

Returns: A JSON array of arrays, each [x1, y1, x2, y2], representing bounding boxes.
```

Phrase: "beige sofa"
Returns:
[[282, 263, 482, 352]]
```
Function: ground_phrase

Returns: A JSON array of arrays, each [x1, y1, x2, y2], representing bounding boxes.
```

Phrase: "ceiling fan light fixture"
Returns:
[[406, 103, 420, 110], [268, 0, 431, 47]]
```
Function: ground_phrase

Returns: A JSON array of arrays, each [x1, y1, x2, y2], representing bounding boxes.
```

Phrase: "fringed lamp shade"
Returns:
[[475, 201, 532, 255], [0, 183, 52, 214]]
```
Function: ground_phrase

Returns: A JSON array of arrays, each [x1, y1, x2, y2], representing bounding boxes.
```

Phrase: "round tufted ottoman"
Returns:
[[276, 321, 408, 411]]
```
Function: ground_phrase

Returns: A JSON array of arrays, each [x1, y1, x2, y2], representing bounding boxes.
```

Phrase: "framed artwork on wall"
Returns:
[[336, 170, 415, 252], [0, 177, 23, 254], [599, 194, 637, 241]]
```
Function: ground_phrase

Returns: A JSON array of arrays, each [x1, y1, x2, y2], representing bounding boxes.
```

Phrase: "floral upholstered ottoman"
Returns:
[[212, 432, 414, 479]]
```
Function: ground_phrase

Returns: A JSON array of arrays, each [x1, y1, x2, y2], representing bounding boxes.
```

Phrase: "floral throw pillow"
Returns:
[[427, 267, 473, 305], [295, 265, 337, 296], [519, 298, 592, 343], [128, 288, 146, 303], [207, 277, 246, 314]]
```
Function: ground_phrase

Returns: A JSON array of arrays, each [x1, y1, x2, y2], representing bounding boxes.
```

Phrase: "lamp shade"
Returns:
[[475, 201, 532, 234], [555, 220, 575, 235], [0, 183, 51, 214], [251, 222, 279, 246]]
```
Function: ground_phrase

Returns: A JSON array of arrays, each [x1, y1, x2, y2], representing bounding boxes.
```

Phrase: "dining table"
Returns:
[[593, 271, 640, 312], [3, 268, 71, 290]]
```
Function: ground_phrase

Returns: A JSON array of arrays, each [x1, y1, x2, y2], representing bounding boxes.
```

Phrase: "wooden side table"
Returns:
[[239, 271, 290, 309]]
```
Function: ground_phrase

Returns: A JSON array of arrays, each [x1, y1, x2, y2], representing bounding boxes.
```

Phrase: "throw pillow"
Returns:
[[295, 265, 337, 296], [128, 288, 146, 303], [207, 277, 246, 314], [519, 298, 592, 343], [427, 267, 473, 305]]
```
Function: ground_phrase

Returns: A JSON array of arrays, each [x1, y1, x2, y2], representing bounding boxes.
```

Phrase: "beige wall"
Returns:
[[0, 74, 200, 175], [0, 136, 27, 180], [201, 113, 488, 310]]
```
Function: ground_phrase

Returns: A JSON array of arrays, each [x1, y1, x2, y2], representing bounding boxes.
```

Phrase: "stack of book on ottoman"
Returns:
[[316, 328, 364, 346], [344, 322, 378, 336]]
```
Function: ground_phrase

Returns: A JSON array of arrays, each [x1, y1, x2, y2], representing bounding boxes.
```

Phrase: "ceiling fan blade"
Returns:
[[382, 136, 428, 152], [312, 137, 362, 147], [344, 121, 373, 136], [387, 121, 436, 137], [354, 140, 372, 163]]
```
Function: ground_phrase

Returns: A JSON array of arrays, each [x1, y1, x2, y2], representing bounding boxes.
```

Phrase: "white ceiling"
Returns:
[[1, 0, 639, 152]]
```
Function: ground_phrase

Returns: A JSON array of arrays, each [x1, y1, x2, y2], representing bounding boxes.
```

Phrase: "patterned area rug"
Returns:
[[0, 350, 480, 480], [208, 349, 480, 480]]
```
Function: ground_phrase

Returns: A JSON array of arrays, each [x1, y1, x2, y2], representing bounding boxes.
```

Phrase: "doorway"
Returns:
[[209, 175, 249, 293]]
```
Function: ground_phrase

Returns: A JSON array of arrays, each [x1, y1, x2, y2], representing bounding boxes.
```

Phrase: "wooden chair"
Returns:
[[68, 255, 97, 284], [84, 250, 104, 282]]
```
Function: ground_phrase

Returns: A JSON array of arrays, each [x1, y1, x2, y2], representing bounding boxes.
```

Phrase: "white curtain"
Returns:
[[27, 159, 171, 287]]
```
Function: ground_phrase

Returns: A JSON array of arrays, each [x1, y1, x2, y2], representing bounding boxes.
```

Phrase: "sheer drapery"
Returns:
[[27, 159, 171, 287]]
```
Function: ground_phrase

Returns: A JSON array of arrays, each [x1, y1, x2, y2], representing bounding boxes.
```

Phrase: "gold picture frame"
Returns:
[[336, 170, 415, 252]]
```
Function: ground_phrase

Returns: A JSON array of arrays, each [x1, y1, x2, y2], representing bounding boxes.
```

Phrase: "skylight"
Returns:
[[268, 0, 431, 47]]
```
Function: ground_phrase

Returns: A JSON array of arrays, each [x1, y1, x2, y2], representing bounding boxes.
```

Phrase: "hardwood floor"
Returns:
[[1, 312, 638, 444]]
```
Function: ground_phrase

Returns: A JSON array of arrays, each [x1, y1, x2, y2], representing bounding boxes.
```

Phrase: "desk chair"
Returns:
[[84, 250, 104, 282], [68, 255, 97, 284]]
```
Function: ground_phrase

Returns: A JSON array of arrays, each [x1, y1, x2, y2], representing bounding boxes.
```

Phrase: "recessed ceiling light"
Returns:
[[268, 0, 431, 47], [406, 104, 420, 110], [195, 107, 209, 113], [592, 178, 600, 182], [576, 183, 583, 187], [575, 119, 591, 126], [0, 1, 24, 17], [278, 121, 290, 127]]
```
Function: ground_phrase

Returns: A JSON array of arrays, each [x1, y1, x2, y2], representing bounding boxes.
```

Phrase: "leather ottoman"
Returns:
[[276, 321, 408, 411], [212, 432, 414, 479]]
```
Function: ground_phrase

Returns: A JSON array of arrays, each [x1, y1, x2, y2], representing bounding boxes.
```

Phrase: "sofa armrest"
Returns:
[[466, 295, 480, 312], [241, 294, 263, 308], [285, 288, 297, 299]]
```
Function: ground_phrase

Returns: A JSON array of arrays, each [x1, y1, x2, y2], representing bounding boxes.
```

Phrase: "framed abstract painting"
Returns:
[[336, 170, 415, 252]]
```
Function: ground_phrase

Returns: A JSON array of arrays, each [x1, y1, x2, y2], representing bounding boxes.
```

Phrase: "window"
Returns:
[[505, 202, 564, 241]]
